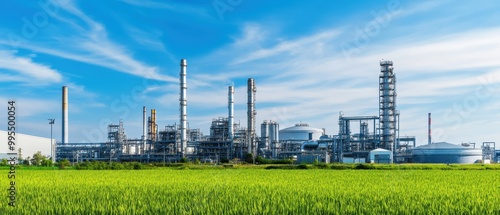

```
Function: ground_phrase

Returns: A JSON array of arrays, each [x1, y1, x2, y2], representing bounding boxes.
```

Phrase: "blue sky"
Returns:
[[1, 0, 500, 154]]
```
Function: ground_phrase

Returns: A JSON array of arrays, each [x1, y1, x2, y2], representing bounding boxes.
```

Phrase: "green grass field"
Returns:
[[1, 168, 499, 214]]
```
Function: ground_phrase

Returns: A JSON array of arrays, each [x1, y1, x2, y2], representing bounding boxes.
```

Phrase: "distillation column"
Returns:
[[228, 86, 234, 140], [379, 60, 396, 156], [247, 78, 256, 155]]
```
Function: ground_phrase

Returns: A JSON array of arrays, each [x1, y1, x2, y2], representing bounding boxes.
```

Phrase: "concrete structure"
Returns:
[[412, 142, 482, 164]]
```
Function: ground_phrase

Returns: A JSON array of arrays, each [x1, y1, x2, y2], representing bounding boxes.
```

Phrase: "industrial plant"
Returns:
[[56, 60, 500, 164]]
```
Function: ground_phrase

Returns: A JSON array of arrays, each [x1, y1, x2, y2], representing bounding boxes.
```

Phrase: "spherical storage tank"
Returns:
[[412, 142, 482, 164], [279, 123, 324, 141]]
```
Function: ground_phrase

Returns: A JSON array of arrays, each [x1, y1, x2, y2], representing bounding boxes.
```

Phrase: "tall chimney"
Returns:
[[180, 59, 187, 157], [151, 109, 156, 141], [228, 86, 234, 141], [428, 113, 431, 145], [62, 86, 68, 144], [142, 106, 147, 154], [247, 78, 256, 155]]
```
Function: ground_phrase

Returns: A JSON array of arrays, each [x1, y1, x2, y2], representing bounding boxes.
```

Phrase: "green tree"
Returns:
[[58, 159, 70, 169], [18, 148, 23, 163], [244, 153, 254, 163], [24, 156, 31, 166], [32, 151, 45, 166], [41, 159, 53, 167], [1, 158, 7, 166]]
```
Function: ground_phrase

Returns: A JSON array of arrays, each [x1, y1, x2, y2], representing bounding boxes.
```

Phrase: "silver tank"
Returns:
[[412, 142, 482, 164]]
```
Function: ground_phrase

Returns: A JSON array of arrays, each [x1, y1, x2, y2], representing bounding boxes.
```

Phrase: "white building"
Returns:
[[0, 130, 54, 160]]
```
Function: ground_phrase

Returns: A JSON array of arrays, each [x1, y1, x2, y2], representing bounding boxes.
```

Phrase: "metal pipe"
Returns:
[[62, 86, 68, 145], [180, 59, 187, 157], [228, 86, 234, 141], [428, 113, 432, 145]]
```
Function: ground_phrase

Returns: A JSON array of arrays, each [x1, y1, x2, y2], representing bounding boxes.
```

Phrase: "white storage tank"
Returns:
[[279, 123, 324, 141], [369, 148, 393, 164], [412, 142, 482, 164]]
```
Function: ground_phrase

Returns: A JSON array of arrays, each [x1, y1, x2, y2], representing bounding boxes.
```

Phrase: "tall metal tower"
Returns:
[[180, 59, 187, 158], [379, 60, 396, 153], [247, 78, 256, 155]]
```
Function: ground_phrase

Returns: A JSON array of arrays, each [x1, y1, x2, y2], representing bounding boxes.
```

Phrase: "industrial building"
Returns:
[[0, 130, 54, 162], [55, 59, 498, 164]]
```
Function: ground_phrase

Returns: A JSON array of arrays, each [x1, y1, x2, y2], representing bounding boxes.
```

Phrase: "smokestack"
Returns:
[[247, 78, 256, 155], [428, 113, 431, 145], [151, 109, 156, 141], [180, 59, 187, 157], [142, 106, 147, 154], [62, 86, 68, 144], [228, 86, 234, 141]]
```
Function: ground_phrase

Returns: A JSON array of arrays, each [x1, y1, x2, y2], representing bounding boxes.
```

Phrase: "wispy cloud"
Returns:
[[0, 50, 62, 84], [0, 0, 177, 83], [120, 0, 213, 19]]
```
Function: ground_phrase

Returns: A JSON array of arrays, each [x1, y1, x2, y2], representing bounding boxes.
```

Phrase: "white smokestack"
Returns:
[[228, 86, 234, 141], [180, 59, 187, 157], [428, 113, 432, 145], [62, 86, 68, 144], [142, 106, 147, 154]]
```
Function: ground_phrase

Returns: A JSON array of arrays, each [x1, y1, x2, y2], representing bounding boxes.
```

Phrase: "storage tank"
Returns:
[[412, 142, 482, 164], [369, 148, 393, 164], [279, 123, 324, 141]]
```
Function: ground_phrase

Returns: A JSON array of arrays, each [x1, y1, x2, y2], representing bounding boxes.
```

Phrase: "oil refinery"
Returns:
[[55, 60, 500, 164]]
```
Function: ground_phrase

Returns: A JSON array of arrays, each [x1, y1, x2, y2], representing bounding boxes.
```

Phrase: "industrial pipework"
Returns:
[[247, 78, 256, 155], [379, 60, 396, 154], [228, 86, 234, 141], [180, 59, 187, 157], [62, 86, 68, 145]]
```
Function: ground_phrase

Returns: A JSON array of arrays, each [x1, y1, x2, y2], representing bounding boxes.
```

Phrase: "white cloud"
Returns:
[[0, 50, 62, 84], [0, 0, 177, 83], [120, 0, 213, 19]]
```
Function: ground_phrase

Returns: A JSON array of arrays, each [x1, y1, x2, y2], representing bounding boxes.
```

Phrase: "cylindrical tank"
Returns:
[[279, 123, 324, 141], [412, 142, 482, 164]]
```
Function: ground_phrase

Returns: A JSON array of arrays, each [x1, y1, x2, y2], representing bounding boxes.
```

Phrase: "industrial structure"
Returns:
[[55, 60, 498, 164]]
